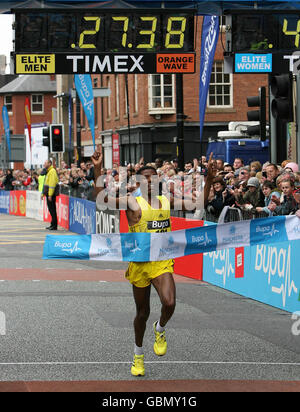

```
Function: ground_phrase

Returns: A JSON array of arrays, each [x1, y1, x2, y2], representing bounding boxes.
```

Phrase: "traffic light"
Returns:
[[270, 73, 294, 122], [42, 126, 50, 148], [50, 124, 65, 153], [246, 86, 266, 141]]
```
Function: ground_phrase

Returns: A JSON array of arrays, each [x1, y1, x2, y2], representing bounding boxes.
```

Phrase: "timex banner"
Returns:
[[14, 53, 195, 75]]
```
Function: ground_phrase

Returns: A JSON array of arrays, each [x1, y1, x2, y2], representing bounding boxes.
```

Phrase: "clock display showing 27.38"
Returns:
[[14, 9, 195, 53]]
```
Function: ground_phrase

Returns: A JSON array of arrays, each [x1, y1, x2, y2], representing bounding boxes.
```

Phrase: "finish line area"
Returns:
[[0, 214, 300, 393]]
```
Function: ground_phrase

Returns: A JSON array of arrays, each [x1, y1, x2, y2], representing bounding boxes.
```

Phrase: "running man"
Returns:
[[92, 147, 214, 376]]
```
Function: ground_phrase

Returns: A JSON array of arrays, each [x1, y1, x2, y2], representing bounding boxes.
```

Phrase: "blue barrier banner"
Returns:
[[69, 197, 96, 234], [203, 241, 300, 314], [0, 191, 9, 214], [44, 215, 300, 265]]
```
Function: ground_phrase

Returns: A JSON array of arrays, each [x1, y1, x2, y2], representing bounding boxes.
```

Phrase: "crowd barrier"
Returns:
[[203, 238, 300, 314], [2, 190, 299, 314]]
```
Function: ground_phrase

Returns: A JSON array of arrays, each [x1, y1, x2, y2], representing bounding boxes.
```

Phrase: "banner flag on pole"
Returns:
[[74, 74, 95, 150], [24, 97, 32, 151], [2, 106, 11, 160], [68, 88, 72, 155], [199, 15, 219, 141]]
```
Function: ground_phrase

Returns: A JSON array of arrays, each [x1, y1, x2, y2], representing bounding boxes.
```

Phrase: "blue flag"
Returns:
[[2, 106, 11, 160], [74, 74, 95, 150], [199, 15, 219, 142]]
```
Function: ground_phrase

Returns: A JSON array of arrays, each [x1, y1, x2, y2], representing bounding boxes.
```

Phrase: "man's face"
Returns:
[[233, 159, 243, 170], [281, 181, 293, 196], [216, 160, 223, 170], [266, 166, 278, 181], [185, 163, 192, 172], [140, 169, 158, 196], [239, 169, 250, 181]]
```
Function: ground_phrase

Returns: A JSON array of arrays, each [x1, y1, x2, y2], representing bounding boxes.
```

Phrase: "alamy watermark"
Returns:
[[291, 311, 300, 336], [0, 311, 6, 336], [95, 167, 205, 212]]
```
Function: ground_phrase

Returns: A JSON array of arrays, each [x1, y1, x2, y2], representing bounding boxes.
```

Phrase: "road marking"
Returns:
[[0, 241, 45, 245], [0, 361, 298, 366]]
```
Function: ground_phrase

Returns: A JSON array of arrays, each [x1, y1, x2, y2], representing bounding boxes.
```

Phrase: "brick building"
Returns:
[[78, 17, 268, 168], [0, 19, 268, 170], [0, 74, 57, 168]]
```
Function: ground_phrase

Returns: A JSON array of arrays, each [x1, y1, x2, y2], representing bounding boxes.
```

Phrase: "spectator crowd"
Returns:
[[1, 154, 300, 221]]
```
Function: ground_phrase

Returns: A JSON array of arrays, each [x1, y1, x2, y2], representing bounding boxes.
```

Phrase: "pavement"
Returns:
[[0, 214, 300, 393]]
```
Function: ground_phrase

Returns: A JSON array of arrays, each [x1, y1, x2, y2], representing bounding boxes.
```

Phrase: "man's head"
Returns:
[[184, 161, 193, 173], [238, 167, 250, 182], [43, 160, 52, 170], [266, 164, 279, 181], [136, 166, 158, 196], [233, 158, 244, 170], [216, 159, 224, 171], [155, 158, 163, 169]]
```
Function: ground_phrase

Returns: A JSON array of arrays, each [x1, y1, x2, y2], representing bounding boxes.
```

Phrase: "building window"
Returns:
[[31, 94, 43, 113], [148, 74, 175, 114], [208, 61, 232, 108], [4, 95, 12, 113]]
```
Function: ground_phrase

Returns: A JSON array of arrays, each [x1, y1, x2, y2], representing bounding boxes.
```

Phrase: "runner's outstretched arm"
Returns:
[[91, 145, 138, 211]]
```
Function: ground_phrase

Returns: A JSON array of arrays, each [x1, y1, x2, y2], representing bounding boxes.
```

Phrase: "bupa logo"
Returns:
[[256, 223, 279, 237], [55, 240, 82, 254], [191, 232, 212, 248]]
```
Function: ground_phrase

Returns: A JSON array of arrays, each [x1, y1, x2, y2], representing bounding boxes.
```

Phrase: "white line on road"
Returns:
[[0, 361, 298, 366]]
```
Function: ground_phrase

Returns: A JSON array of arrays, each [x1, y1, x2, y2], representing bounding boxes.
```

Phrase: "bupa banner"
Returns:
[[199, 15, 219, 141], [44, 215, 300, 262], [2, 106, 12, 160], [204, 240, 300, 314], [74, 74, 95, 150]]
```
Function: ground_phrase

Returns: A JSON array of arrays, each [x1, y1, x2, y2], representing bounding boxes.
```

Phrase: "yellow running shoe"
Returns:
[[131, 354, 145, 376], [153, 322, 167, 356]]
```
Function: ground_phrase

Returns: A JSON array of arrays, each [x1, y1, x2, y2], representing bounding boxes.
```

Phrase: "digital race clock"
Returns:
[[226, 10, 300, 53], [13, 9, 196, 75]]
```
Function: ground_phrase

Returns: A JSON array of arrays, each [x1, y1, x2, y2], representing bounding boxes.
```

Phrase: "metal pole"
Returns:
[[76, 91, 82, 166], [125, 74, 131, 165], [269, 75, 277, 164], [296, 75, 300, 165], [176, 73, 184, 171]]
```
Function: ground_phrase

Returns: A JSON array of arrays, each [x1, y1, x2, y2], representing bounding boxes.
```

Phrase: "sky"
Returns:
[[0, 14, 14, 74]]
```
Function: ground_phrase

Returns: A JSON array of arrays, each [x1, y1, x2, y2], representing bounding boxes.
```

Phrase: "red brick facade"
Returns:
[[79, 16, 269, 160]]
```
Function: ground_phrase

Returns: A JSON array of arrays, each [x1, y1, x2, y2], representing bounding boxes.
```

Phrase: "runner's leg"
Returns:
[[132, 284, 151, 347], [151, 272, 176, 327]]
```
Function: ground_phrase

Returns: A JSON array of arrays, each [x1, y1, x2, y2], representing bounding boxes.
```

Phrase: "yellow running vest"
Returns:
[[128, 195, 171, 234]]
